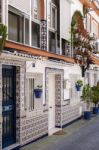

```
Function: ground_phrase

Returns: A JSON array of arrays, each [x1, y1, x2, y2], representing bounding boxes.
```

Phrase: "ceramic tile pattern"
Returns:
[[0, 58, 85, 150], [40, 20, 47, 50]]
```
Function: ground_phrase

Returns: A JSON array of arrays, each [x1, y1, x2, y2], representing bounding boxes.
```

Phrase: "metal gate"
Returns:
[[2, 65, 16, 148]]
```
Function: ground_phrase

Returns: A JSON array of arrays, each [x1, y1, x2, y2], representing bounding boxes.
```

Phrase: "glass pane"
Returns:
[[8, 12, 18, 42], [32, 22, 40, 48], [29, 79, 34, 110], [49, 31, 56, 53], [31, 0, 39, 19], [8, 12, 23, 43], [52, 7, 56, 29], [25, 19, 29, 45]]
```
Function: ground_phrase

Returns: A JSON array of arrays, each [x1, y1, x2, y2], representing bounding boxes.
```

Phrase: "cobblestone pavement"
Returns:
[[21, 116, 99, 150]]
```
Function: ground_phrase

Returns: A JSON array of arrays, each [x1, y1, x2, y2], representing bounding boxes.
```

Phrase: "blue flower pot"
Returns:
[[93, 107, 99, 115], [75, 85, 81, 91], [34, 89, 42, 98], [84, 111, 92, 120]]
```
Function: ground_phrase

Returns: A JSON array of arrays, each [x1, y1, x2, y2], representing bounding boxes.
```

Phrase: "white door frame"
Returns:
[[48, 74, 56, 131]]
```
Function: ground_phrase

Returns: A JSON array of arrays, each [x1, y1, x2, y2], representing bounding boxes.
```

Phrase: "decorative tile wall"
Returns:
[[62, 104, 80, 125], [0, 56, 86, 149], [40, 20, 47, 50], [45, 68, 64, 127], [0, 56, 25, 150], [20, 113, 48, 145]]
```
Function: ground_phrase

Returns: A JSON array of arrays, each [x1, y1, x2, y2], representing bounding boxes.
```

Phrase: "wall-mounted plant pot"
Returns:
[[34, 89, 42, 98], [93, 107, 99, 115], [84, 111, 92, 120], [75, 85, 81, 91]]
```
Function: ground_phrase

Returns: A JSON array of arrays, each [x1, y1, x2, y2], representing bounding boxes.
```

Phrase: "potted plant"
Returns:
[[75, 80, 83, 91], [91, 86, 99, 115], [0, 24, 7, 52], [82, 84, 92, 120], [34, 85, 43, 98]]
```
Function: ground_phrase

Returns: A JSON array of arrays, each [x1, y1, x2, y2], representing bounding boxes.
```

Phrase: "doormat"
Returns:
[[53, 130, 66, 135]]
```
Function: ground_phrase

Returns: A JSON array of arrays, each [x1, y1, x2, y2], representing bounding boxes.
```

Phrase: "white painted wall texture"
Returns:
[[8, 0, 30, 14], [60, 0, 71, 40]]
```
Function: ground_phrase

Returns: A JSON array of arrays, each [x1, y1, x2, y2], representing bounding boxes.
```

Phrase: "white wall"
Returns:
[[26, 59, 82, 105], [71, 0, 83, 18], [60, 0, 71, 40], [8, 0, 30, 14]]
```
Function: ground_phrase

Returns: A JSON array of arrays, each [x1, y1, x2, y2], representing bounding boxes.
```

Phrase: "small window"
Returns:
[[32, 22, 40, 48], [49, 31, 56, 53], [31, 0, 40, 20], [28, 78, 34, 110], [25, 18, 29, 45], [86, 14, 91, 33], [8, 12, 24, 43], [62, 39, 70, 56], [50, 3, 57, 30]]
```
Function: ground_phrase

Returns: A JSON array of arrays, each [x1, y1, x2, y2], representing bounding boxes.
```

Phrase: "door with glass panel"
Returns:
[[2, 65, 16, 148]]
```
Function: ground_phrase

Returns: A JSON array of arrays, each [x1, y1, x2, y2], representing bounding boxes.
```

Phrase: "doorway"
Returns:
[[2, 65, 16, 148], [48, 74, 55, 131]]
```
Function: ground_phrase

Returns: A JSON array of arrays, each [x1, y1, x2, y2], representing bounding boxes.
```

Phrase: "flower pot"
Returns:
[[75, 85, 81, 91], [84, 111, 92, 120], [93, 107, 99, 115], [34, 89, 42, 98]]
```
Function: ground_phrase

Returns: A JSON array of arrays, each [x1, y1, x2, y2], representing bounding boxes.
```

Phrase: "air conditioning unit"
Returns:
[[95, 39, 99, 52]]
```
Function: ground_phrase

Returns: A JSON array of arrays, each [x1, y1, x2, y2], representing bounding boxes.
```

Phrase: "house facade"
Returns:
[[0, 0, 99, 149]]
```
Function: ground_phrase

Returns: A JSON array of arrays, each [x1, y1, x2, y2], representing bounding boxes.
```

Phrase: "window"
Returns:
[[49, 31, 56, 53], [62, 39, 70, 56], [48, 1, 57, 30], [85, 72, 90, 85], [50, 3, 57, 30], [31, 0, 40, 20], [32, 22, 40, 47], [87, 14, 91, 33], [8, 7, 29, 45], [8, 12, 24, 43], [28, 78, 34, 110], [25, 18, 29, 45], [92, 20, 98, 38]]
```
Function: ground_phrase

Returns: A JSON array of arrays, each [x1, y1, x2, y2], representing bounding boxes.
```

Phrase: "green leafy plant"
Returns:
[[36, 85, 42, 89], [91, 86, 99, 107], [0, 24, 7, 51], [75, 80, 83, 87], [82, 84, 91, 110]]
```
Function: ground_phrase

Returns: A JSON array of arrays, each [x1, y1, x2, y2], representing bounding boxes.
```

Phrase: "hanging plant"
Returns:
[[0, 24, 7, 52]]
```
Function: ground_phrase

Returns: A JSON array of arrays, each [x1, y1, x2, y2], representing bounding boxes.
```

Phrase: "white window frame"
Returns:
[[86, 14, 91, 33], [32, 0, 40, 22], [92, 20, 98, 38], [26, 78, 35, 111], [50, 3, 57, 31]]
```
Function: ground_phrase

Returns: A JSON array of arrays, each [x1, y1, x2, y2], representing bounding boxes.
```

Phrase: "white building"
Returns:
[[0, 0, 99, 149]]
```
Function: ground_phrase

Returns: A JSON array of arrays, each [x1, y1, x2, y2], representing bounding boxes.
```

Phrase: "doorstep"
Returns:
[[3, 143, 20, 150], [49, 128, 62, 136]]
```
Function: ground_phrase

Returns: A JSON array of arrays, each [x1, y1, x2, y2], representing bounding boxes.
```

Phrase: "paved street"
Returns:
[[21, 116, 99, 150]]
